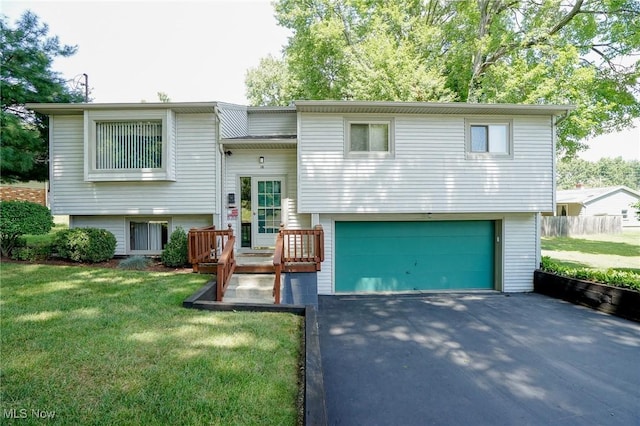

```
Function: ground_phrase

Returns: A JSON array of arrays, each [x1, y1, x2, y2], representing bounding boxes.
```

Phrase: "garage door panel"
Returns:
[[336, 221, 494, 292]]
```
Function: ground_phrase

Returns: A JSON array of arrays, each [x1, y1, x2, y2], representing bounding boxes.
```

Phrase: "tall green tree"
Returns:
[[1, 11, 85, 182], [246, 0, 640, 156], [245, 55, 297, 106], [556, 157, 640, 189]]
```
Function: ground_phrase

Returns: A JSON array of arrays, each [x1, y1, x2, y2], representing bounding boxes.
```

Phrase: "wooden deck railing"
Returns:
[[188, 225, 236, 301], [215, 235, 236, 302], [273, 225, 324, 304]]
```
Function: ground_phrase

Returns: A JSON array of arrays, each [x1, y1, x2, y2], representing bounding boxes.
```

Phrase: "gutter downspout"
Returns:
[[214, 106, 223, 229]]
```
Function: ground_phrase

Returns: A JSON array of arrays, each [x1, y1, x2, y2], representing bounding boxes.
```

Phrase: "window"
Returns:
[[96, 121, 162, 170], [346, 120, 393, 156], [129, 220, 168, 252], [622, 209, 628, 220], [85, 110, 175, 181], [466, 120, 512, 157]]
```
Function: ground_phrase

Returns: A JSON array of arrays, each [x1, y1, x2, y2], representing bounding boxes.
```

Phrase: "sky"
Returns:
[[3, 0, 639, 161]]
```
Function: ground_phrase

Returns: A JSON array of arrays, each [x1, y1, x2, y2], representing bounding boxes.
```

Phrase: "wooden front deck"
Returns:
[[188, 225, 324, 303]]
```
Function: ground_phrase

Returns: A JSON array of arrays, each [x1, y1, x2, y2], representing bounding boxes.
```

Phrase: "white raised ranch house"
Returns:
[[28, 100, 572, 294]]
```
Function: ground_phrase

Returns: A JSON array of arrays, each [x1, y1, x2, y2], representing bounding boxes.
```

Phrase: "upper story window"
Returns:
[[85, 110, 175, 181], [96, 121, 162, 170], [466, 119, 512, 158], [345, 120, 394, 157]]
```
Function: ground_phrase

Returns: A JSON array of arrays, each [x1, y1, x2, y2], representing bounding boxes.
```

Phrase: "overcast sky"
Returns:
[[3, 0, 638, 160]]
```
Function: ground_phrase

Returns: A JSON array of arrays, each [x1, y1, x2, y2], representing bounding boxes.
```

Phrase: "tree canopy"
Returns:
[[1, 11, 85, 182], [246, 0, 640, 156], [556, 157, 640, 190]]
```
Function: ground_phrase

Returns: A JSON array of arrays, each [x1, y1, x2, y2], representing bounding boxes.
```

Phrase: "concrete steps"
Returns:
[[223, 273, 277, 304]]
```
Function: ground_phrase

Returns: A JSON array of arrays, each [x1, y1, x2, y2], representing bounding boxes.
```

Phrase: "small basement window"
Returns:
[[345, 120, 393, 156], [466, 120, 512, 157], [128, 219, 169, 253]]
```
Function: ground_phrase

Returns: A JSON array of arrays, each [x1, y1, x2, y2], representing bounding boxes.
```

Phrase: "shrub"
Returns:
[[161, 227, 188, 267], [118, 256, 152, 271], [541, 256, 640, 291], [11, 241, 54, 262], [54, 228, 116, 263], [0, 201, 53, 257]]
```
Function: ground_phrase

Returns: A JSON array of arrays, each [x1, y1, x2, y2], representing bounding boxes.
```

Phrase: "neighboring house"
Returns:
[[553, 185, 640, 227], [28, 100, 571, 294]]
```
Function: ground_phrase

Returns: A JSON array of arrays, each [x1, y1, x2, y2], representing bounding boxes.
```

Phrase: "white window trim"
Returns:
[[465, 118, 513, 159], [344, 118, 395, 158], [126, 216, 171, 255], [84, 110, 176, 181]]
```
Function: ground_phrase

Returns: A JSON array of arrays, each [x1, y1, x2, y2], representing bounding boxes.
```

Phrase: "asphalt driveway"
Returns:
[[318, 293, 640, 425]]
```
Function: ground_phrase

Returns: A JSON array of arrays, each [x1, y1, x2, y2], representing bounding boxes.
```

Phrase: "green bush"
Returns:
[[11, 241, 54, 262], [0, 201, 53, 257], [54, 228, 116, 263], [541, 256, 640, 291], [118, 256, 152, 271], [161, 227, 188, 267]]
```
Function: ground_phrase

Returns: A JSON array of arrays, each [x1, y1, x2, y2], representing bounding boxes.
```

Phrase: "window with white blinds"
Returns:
[[95, 121, 163, 170], [85, 110, 175, 181]]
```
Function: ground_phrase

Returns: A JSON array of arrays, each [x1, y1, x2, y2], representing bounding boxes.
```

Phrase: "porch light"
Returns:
[[259, 156, 265, 164]]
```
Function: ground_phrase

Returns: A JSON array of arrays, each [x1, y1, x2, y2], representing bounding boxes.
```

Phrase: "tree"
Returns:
[[556, 157, 640, 189], [1, 11, 85, 182], [0, 200, 53, 257], [245, 55, 296, 106], [248, 0, 640, 156], [157, 92, 171, 103]]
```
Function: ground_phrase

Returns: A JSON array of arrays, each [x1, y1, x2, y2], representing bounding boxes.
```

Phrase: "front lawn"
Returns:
[[0, 263, 302, 425], [541, 230, 640, 273]]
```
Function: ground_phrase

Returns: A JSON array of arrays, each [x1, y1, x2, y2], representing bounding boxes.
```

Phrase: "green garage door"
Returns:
[[335, 221, 495, 292]]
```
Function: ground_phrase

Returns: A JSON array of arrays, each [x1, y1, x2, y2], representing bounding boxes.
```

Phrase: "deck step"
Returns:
[[223, 273, 277, 304]]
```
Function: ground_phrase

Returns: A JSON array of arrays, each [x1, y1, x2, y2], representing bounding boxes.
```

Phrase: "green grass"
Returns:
[[22, 223, 68, 245], [541, 237, 640, 257], [0, 263, 302, 425]]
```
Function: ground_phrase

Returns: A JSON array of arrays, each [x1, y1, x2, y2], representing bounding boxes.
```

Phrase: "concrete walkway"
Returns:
[[318, 293, 640, 425]]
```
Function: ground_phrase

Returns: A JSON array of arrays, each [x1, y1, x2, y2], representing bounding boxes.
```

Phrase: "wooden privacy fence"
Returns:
[[541, 216, 622, 237]]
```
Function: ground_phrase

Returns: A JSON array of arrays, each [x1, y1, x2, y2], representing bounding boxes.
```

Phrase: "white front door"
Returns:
[[251, 177, 284, 248]]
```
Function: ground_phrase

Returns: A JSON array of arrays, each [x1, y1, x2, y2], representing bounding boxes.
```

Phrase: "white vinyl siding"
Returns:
[[223, 149, 310, 248], [50, 113, 217, 215], [217, 103, 248, 138], [584, 190, 640, 227], [298, 114, 554, 214], [248, 111, 296, 135], [71, 216, 126, 255], [503, 214, 537, 292], [71, 214, 213, 256], [317, 214, 334, 295]]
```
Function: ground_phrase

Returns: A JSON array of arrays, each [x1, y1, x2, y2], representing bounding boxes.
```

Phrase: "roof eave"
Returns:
[[26, 101, 219, 115], [294, 100, 575, 116]]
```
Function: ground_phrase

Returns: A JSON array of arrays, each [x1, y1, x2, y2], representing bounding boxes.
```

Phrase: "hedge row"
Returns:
[[540, 256, 640, 291]]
